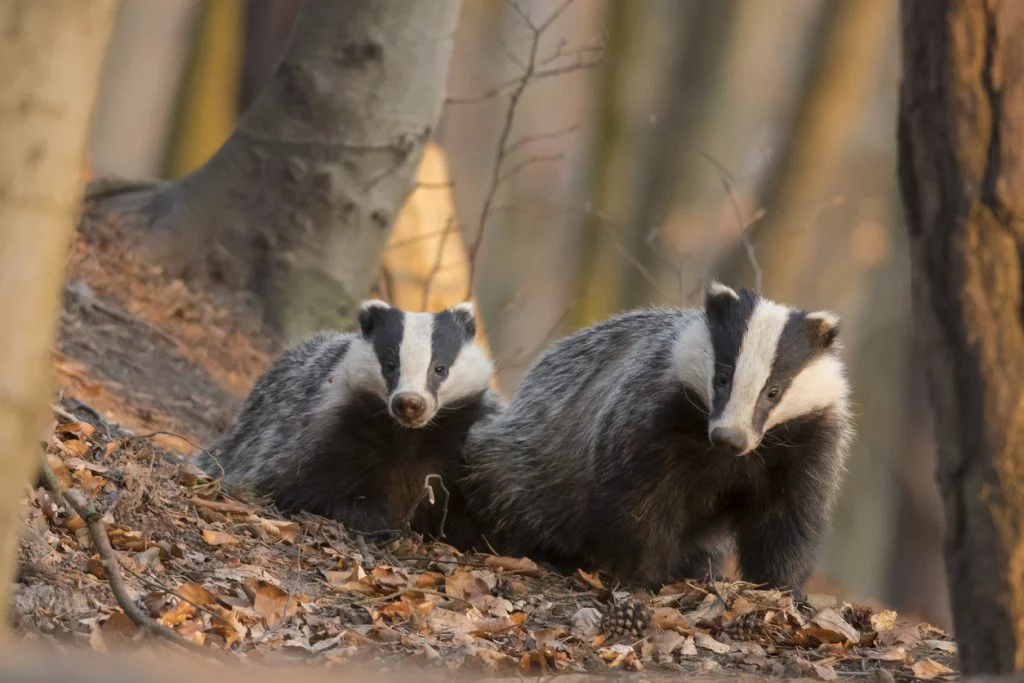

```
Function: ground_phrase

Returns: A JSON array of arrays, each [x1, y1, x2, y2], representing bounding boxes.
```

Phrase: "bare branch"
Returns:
[[496, 153, 565, 187], [504, 123, 581, 158]]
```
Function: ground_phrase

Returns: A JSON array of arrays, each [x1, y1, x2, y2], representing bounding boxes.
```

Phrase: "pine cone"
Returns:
[[723, 610, 767, 641], [600, 598, 652, 639]]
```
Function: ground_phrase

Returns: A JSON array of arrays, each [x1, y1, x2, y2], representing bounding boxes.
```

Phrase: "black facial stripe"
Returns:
[[751, 310, 822, 431], [428, 310, 466, 394], [705, 288, 758, 420], [370, 307, 405, 394]]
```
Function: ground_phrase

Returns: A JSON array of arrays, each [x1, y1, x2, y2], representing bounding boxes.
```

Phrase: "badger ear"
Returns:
[[806, 310, 840, 350], [357, 299, 390, 337], [703, 280, 739, 314], [448, 301, 477, 340]]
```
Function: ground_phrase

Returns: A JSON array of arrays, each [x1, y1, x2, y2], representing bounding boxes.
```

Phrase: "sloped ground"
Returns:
[[13, 211, 959, 680]]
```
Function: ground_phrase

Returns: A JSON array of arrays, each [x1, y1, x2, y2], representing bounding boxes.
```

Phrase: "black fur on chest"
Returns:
[[261, 391, 492, 550], [575, 385, 840, 587]]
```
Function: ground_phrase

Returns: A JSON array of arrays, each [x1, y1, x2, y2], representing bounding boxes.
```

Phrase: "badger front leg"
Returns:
[[733, 502, 827, 602]]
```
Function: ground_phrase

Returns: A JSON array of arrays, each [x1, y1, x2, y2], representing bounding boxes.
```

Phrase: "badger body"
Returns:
[[197, 300, 502, 550], [464, 283, 853, 594]]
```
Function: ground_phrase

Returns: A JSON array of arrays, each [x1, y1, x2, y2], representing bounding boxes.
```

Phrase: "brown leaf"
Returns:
[[86, 556, 107, 580], [870, 608, 898, 632], [46, 454, 73, 489], [694, 631, 730, 654], [476, 648, 516, 672], [371, 566, 409, 589], [413, 571, 445, 588], [175, 582, 219, 608], [253, 517, 300, 544], [190, 496, 256, 516], [252, 583, 299, 628], [65, 457, 107, 474], [809, 660, 838, 681], [202, 529, 240, 547], [864, 645, 907, 662], [912, 658, 955, 680], [923, 639, 957, 653], [653, 606, 692, 632], [685, 593, 726, 625], [575, 568, 604, 590], [651, 629, 687, 656], [101, 610, 139, 639], [483, 555, 543, 577], [730, 594, 756, 617], [804, 607, 861, 644], [445, 569, 494, 600], [58, 421, 96, 439]]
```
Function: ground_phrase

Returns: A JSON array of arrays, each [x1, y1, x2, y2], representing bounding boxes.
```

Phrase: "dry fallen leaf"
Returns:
[[445, 569, 494, 601], [46, 454, 73, 489], [694, 631, 730, 654], [202, 529, 240, 547], [870, 608, 898, 632], [252, 583, 299, 628], [803, 607, 861, 644], [575, 569, 604, 591], [863, 645, 907, 662], [58, 421, 96, 439], [653, 606, 692, 632], [483, 555, 543, 577], [924, 639, 957, 653], [912, 657, 955, 680]]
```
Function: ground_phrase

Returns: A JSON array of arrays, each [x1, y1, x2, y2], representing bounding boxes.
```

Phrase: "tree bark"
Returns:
[[95, 0, 462, 343], [0, 0, 117, 642], [239, 0, 302, 116], [899, 0, 1024, 673]]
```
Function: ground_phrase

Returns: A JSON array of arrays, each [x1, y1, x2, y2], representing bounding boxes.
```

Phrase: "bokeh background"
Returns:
[[87, 0, 938, 626]]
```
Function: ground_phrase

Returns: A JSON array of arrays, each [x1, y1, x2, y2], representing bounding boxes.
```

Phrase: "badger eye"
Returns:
[[434, 364, 448, 377], [766, 386, 781, 402], [714, 370, 730, 388], [383, 360, 398, 374]]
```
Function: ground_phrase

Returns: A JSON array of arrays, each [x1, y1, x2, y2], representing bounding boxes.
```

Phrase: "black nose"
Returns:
[[710, 426, 750, 454], [392, 393, 426, 421]]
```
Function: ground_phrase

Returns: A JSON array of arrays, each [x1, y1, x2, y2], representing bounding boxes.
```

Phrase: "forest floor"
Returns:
[[12, 207, 959, 681]]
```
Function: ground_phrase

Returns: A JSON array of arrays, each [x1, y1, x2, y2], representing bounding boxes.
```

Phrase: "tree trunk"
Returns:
[[899, 0, 1024, 673], [239, 0, 302, 115], [718, 0, 892, 299], [0, 0, 117, 641], [95, 0, 462, 343]]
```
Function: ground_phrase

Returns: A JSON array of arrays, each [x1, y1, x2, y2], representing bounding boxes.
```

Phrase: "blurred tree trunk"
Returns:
[[899, 0, 1024, 673], [91, 0, 461, 343], [239, 0, 302, 115], [570, 0, 638, 328], [163, 0, 244, 179], [718, 0, 892, 299], [622, 0, 737, 307], [89, 0, 200, 178], [0, 0, 116, 641]]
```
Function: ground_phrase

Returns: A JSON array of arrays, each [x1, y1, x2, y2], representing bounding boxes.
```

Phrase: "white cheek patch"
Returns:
[[766, 354, 850, 431], [436, 343, 494, 406], [710, 300, 790, 438], [319, 336, 387, 413], [671, 315, 714, 408], [396, 312, 436, 411]]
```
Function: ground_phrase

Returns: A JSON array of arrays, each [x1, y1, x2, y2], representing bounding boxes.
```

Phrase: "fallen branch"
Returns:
[[37, 453, 212, 655]]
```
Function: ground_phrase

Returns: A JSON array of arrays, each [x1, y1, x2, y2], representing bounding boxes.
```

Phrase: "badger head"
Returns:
[[675, 281, 850, 456], [356, 299, 493, 429]]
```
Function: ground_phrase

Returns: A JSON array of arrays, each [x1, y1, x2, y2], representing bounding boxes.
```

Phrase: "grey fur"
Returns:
[[197, 304, 504, 551], [463, 288, 853, 595]]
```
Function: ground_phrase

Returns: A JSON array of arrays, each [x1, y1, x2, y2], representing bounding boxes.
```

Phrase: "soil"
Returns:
[[13, 208, 960, 680]]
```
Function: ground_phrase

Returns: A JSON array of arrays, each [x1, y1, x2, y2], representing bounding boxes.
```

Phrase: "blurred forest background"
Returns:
[[86, 0, 933, 628]]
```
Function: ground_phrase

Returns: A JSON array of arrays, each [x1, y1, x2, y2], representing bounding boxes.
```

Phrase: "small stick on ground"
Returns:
[[37, 453, 212, 655]]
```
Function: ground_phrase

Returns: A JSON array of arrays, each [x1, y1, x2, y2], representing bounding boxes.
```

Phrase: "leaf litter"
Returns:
[[13, 398, 959, 680]]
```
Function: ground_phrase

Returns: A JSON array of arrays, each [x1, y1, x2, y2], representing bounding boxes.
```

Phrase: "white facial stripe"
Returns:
[[396, 312, 434, 398], [672, 315, 714, 407], [711, 300, 790, 436], [437, 344, 494, 405], [766, 354, 850, 431], [319, 336, 387, 413]]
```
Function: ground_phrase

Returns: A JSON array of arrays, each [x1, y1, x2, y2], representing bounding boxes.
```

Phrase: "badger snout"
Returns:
[[389, 391, 431, 427], [709, 425, 753, 455]]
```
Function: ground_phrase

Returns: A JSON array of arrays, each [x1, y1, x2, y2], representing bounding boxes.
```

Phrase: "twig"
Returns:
[[464, 0, 587, 299], [118, 561, 232, 627], [51, 404, 80, 424], [37, 453, 211, 655], [403, 474, 451, 541]]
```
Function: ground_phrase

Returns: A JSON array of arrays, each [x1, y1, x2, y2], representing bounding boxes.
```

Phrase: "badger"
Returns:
[[463, 282, 853, 597], [196, 300, 503, 550]]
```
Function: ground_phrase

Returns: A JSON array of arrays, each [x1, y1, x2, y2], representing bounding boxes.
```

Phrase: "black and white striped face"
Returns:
[[356, 300, 493, 428], [674, 282, 849, 456]]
